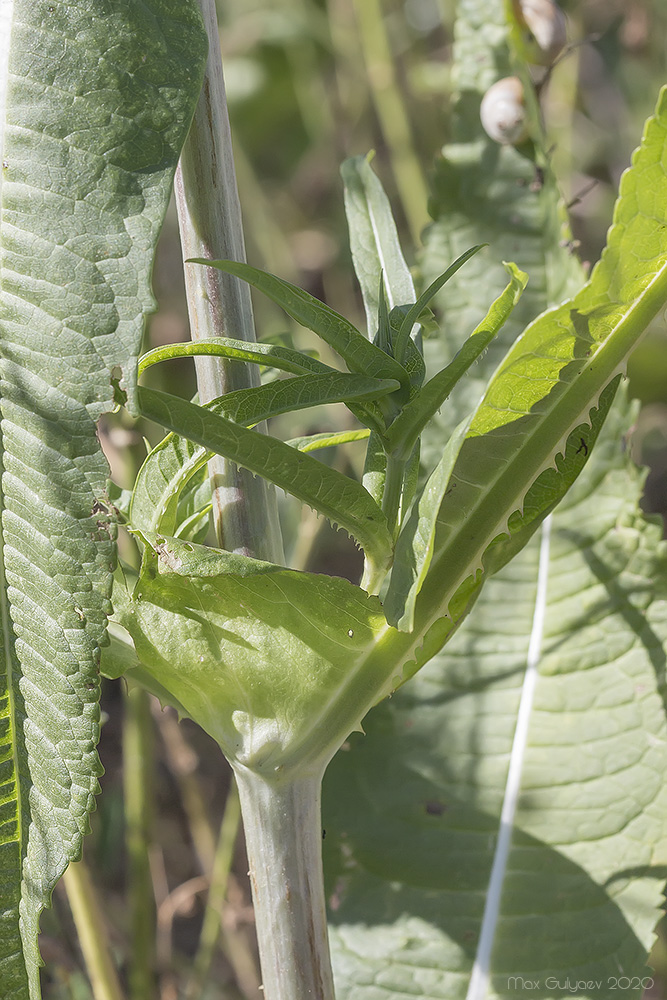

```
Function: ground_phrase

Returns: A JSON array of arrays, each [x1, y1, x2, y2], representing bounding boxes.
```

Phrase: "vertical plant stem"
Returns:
[[62, 859, 125, 1000], [352, 0, 430, 244], [174, 0, 283, 562], [123, 685, 156, 1000], [233, 767, 335, 1000]]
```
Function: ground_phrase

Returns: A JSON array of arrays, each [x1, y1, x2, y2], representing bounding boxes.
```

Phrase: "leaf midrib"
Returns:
[[424, 258, 667, 613], [290, 261, 667, 767]]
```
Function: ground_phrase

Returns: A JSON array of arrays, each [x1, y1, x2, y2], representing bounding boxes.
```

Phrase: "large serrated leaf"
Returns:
[[323, 3, 667, 995], [411, 86, 667, 643], [324, 391, 667, 1000], [0, 3, 207, 995]]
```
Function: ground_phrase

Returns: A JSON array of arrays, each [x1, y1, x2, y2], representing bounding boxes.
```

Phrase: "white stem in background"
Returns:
[[466, 514, 552, 999], [233, 766, 336, 1000], [174, 0, 283, 562]]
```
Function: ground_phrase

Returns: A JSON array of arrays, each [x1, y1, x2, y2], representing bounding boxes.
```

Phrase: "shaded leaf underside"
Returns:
[[324, 392, 667, 999], [323, 1, 667, 997]]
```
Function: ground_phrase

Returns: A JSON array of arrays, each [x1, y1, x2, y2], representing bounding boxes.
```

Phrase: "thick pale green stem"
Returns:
[[233, 767, 335, 1000], [174, 0, 283, 562]]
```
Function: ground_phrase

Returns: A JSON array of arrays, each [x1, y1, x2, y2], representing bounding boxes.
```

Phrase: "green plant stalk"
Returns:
[[233, 766, 335, 1000], [174, 5, 336, 996], [352, 0, 430, 244], [62, 860, 126, 1000], [186, 780, 242, 1000], [123, 685, 156, 1000], [173, 0, 283, 562]]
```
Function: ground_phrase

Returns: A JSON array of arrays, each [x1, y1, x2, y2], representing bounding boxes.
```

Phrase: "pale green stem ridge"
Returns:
[[174, 0, 283, 562], [233, 767, 336, 1000]]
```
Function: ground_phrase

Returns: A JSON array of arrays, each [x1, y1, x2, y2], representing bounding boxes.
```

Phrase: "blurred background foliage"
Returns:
[[44, 2, 667, 998]]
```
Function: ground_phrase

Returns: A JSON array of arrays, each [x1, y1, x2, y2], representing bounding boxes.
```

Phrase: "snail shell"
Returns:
[[514, 0, 567, 64], [480, 76, 528, 145]]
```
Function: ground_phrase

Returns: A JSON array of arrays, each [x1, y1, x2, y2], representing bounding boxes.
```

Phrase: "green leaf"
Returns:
[[101, 618, 191, 720], [340, 154, 416, 338], [130, 432, 210, 538], [392, 243, 487, 366], [385, 262, 528, 459], [411, 85, 667, 639], [285, 429, 371, 452], [0, 2, 206, 996], [130, 374, 397, 537], [138, 336, 337, 378], [198, 372, 401, 427], [188, 258, 410, 386], [136, 387, 394, 578], [172, 470, 211, 542], [324, 391, 667, 999], [375, 275, 393, 355], [384, 416, 471, 631], [115, 537, 396, 772], [322, 6, 667, 994]]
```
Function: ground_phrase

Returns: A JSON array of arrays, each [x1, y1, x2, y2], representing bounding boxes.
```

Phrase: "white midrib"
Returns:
[[465, 514, 552, 1000], [0, 0, 24, 902]]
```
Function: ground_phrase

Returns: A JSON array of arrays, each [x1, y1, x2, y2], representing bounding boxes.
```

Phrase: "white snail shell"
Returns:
[[480, 76, 528, 145], [515, 0, 567, 64]]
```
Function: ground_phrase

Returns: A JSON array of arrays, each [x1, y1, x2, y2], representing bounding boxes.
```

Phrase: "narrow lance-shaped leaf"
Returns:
[[137, 387, 394, 579], [341, 154, 416, 338], [385, 262, 528, 460], [196, 372, 400, 428], [131, 374, 397, 536], [375, 275, 393, 355], [0, 3, 207, 996], [392, 243, 487, 365], [189, 258, 410, 386], [285, 429, 371, 453], [384, 415, 471, 631], [138, 337, 338, 377]]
